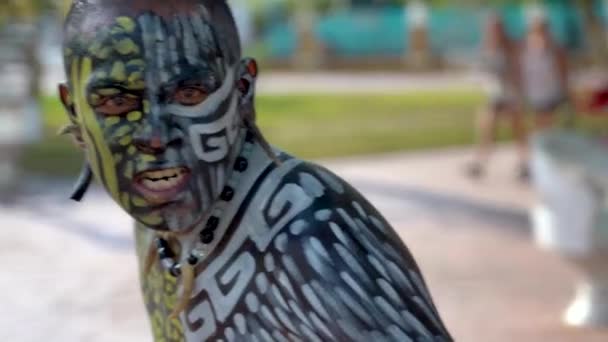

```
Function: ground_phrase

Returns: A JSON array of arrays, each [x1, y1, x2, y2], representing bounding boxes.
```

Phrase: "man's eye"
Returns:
[[95, 95, 139, 115], [173, 87, 208, 106]]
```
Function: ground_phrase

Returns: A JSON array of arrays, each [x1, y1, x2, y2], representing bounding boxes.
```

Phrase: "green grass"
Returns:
[[29, 90, 608, 177], [256, 91, 484, 158], [26, 91, 484, 177], [21, 97, 84, 177]]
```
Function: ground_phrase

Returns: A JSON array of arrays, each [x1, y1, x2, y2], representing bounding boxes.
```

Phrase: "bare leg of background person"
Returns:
[[0, 145, 21, 205], [468, 107, 499, 179], [510, 110, 530, 182], [535, 112, 555, 132]]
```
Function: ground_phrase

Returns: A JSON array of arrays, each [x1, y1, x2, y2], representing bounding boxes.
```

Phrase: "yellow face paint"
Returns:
[[132, 196, 147, 207], [127, 111, 142, 122], [89, 93, 101, 104], [114, 153, 124, 164], [114, 125, 132, 138], [141, 215, 163, 226], [143, 99, 151, 113], [71, 57, 120, 204], [105, 116, 121, 127], [119, 135, 132, 146], [128, 71, 143, 83], [121, 192, 131, 211], [127, 59, 145, 68], [97, 88, 121, 96], [131, 80, 146, 90], [110, 61, 127, 81], [123, 161, 134, 179], [89, 41, 112, 60], [127, 145, 137, 155], [141, 154, 157, 163], [115, 16, 136, 33], [115, 38, 140, 55]]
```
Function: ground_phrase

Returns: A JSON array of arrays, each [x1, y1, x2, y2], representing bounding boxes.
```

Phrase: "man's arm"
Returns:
[[244, 162, 453, 341]]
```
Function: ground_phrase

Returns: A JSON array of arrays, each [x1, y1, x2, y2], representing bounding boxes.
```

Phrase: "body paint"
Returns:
[[62, 2, 453, 341]]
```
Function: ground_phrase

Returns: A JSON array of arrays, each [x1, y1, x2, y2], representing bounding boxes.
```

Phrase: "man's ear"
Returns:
[[237, 58, 258, 122], [59, 83, 77, 120], [234, 58, 281, 165], [57, 83, 86, 149]]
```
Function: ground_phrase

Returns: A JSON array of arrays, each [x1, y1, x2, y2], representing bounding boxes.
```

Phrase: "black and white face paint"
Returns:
[[65, 5, 246, 232]]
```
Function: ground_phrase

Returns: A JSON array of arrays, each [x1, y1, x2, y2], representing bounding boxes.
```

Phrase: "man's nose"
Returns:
[[134, 107, 183, 151], [133, 117, 183, 154], [134, 126, 167, 154]]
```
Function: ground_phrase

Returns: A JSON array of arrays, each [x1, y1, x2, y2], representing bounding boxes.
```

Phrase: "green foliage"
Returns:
[[0, 0, 59, 23]]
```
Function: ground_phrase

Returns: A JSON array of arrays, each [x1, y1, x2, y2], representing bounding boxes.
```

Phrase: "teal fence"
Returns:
[[317, 8, 406, 57], [261, 0, 595, 60]]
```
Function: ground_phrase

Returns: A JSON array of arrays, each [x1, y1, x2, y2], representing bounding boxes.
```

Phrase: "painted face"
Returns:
[[64, 6, 243, 232]]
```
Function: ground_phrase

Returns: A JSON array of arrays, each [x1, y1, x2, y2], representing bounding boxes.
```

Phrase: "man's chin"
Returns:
[[135, 204, 205, 234]]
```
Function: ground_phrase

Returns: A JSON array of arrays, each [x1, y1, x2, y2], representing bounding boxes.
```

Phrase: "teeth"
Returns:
[[143, 168, 185, 180], [145, 168, 184, 179], [139, 169, 186, 191]]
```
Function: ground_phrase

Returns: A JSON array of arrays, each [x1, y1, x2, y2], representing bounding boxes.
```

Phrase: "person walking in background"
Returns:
[[468, 14, 529, 181], [522, 17, 571, 131]]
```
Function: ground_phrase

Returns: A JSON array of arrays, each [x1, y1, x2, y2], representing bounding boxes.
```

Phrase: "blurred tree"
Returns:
[[577, 0, 608, 67], [0, 0, 59, 24], [0, 0, 61, 99]]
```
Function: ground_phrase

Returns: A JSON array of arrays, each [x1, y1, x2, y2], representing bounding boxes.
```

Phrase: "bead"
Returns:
[[191, 244, 206, 255], [158, 247, 169, 259], [245, 130, 255, 143], [234, 157, 248, 172], [200, 230, 215, 244], [206, 216, 219, 231], [169, 264, 182, 277], [156, 237, 169, 249], [188, 255, 199, 265], [161, 258, 175, 270], [220, 186, 235, 201], [157, 238, 175, 259]]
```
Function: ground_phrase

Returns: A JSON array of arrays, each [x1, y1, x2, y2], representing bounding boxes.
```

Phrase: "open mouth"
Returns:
[[133, 167, 191, 204]]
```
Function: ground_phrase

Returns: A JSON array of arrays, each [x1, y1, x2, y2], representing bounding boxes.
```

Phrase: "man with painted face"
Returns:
[[59, 1, 453, 341]]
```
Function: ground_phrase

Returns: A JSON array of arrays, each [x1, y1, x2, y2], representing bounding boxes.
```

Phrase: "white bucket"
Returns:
[[531, 130, 608, 327]]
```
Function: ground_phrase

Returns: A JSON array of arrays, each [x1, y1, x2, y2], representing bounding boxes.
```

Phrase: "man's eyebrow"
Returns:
[[87, 79, 143, 92], [178, 63, 214, 76], [167, 67, 217, 85]]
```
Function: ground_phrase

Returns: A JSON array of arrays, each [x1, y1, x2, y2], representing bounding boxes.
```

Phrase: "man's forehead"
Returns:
[[85, 0, 204, 18], [65, 0, 241, 74], [69, 2, 224, 93], [69, 0, 212, 37]]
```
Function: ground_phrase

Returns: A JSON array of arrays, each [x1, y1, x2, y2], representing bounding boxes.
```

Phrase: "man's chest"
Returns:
[[131, 160, 441, 342], [137, 228, 313, 342]]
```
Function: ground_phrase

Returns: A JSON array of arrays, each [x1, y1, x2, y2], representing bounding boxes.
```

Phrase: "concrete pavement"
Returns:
[[1, 146, 607, 341]]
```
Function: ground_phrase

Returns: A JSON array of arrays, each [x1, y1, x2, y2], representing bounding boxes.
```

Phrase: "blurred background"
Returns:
[[1, 0, 608, 341]]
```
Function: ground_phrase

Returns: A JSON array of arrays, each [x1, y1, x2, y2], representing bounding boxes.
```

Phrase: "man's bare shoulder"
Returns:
[[229, 157, 453, 340]]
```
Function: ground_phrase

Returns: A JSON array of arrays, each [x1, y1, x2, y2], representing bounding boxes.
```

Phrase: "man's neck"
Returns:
[[153, 133, 280, 265]]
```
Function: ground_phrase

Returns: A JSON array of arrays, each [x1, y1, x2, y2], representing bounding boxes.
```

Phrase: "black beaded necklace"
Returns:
[[155, 129, 255, 277]]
